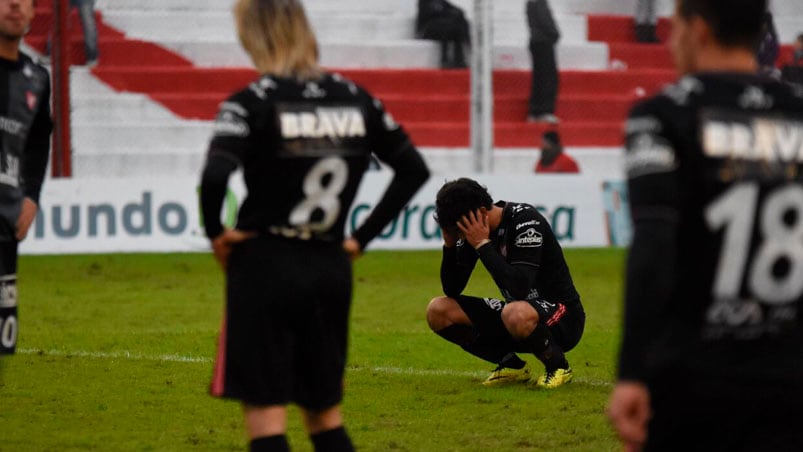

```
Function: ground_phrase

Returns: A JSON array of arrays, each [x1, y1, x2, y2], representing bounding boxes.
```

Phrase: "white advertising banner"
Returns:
[[20, 172, 630, 255]]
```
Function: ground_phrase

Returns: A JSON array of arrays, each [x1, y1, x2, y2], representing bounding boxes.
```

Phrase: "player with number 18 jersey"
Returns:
[[620, 72, 803, 445]]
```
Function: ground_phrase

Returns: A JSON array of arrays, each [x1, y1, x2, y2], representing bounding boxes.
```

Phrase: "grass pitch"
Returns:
[[0, 248, 625, 451]]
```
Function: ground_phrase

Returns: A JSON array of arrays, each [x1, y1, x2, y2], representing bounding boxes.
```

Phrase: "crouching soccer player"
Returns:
[[426, 178, 585, 388]]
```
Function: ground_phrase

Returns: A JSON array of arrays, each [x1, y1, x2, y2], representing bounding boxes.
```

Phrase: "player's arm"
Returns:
[[350, 97, 430, 251], [199, 98, 252, 240], [440, 238, 478, 298], [610, 101, 680, 450], [19, 75, 54, 241], [617, 102, 681, 384], [200, 150, 239, 240], [478, 247, 538, 300], [459, 209, 539, 300]]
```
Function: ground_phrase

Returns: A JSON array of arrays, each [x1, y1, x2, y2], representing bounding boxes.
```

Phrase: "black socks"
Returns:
[[311, 426, 354, 452], [437, 324, 509, 364], [250, 435, 290, 452], [250, 427, 354, 452], [524, 325, 568, 372]]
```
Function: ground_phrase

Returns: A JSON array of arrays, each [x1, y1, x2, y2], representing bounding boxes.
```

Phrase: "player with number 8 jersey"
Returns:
[[608, 1, 803, 450], [199, 1, 429, 450]]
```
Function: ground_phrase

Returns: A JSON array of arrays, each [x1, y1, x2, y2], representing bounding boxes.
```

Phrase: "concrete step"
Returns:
[[71, 94, 180, 122], [101, 11, 415, 41], [158, 40, 608, 70], [71, 122, 213, 156], [96, 0, 803, 17], [69, 146, 624, 179], [72, 153, 206, 178], [101, 10, 589, 44]]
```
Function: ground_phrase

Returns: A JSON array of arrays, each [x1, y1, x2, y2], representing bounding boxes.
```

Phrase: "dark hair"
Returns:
[[678, 0, 767, 49], [434, 178, 493, 233]]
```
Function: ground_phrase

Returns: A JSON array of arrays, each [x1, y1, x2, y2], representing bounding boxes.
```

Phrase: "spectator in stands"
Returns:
[[46, 0, 99, 66], [756, 10, 780, 78], [526, 0, 560, 124], [781, 33, 803, 86], [73, 0, 99, 66], [534, 131, 579, 173], [416, 0, 470, 69], [634, 0, 659, 43]]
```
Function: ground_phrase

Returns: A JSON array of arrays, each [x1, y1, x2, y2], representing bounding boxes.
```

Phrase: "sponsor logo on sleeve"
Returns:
[[625, 133, 677, 178], [514, 228, 542, 248], [515, 219, 539, 230], [213, 107, 250, 138]]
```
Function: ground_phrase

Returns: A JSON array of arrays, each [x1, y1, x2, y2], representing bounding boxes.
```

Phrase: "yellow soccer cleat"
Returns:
[[534, 367, 573, 389], [482, 362, 532, 386]]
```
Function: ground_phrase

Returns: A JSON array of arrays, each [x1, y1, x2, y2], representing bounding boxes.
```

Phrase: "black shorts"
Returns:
[[455, 295, 585, 353], [0, 240, 18, 355], [210, 236, 352, 410], [645, 375, 803, 452]]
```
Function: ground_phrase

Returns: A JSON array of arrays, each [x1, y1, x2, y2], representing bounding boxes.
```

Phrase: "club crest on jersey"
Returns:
[[302, 82, 326, 99], [515, 228, 542, 248], [25, 91, 37, 110], [280, 107, 366, 139]]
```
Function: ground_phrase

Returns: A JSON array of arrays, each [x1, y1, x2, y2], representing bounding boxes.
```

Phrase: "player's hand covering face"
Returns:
[[457, 208, 489, 249]]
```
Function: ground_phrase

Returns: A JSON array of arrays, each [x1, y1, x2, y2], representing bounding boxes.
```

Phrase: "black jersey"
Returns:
[[0, 53, 52, 241], [619, 73, 803, 385], [200, 72, 429, 248], [441, 201, 580, 304]]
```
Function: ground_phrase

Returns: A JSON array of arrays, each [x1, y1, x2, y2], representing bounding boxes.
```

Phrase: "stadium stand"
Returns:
[[23, 0, 803, 177]]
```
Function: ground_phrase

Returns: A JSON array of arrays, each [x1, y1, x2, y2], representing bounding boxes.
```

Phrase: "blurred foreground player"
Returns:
[[0, 0, 53, 357], [607, 0, 803, 451], [199, 1, 429, 450]]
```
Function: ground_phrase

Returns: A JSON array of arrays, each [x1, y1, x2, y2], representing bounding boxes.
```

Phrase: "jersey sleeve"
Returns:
[[349, 90, 430, 249], [207, 93, 257, 164], [441, 241, 479, 298], [618, 98, 682, 382], [200, 93, 255, 239], [21, 69, 53, 205], [363, 94, 417, 165]]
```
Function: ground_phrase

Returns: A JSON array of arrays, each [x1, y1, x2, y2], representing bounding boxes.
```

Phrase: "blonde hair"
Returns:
[[233, 0, 322, 80]]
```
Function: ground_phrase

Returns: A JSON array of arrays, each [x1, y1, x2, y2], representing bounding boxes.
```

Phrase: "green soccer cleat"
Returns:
[[482, 362, 532, 386], [533, 367, 573, 389]]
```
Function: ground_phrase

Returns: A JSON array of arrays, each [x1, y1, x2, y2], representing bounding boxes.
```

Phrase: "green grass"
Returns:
[[0, 248, 626, 451]]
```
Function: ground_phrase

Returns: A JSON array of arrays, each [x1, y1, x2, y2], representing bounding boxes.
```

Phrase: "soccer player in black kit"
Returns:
[[607, 0, 803, 451], [427, 178, 585, 388], [199, 1, 429, 451], [0, 0, 52, 358]]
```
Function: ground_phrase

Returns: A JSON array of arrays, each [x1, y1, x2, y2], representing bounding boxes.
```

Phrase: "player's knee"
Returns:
[[301, 405, 343, 434], [501, 301, 538, 339], [426, 296, 456, 331]]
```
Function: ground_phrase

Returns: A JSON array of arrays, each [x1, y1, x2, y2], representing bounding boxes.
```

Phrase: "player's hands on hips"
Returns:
[[211, 228, 255, 270], [343, 237, 362, 261], [457, 208, 490, 249], [607, 381, 650, 452], [16, 198, 38, 241]]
